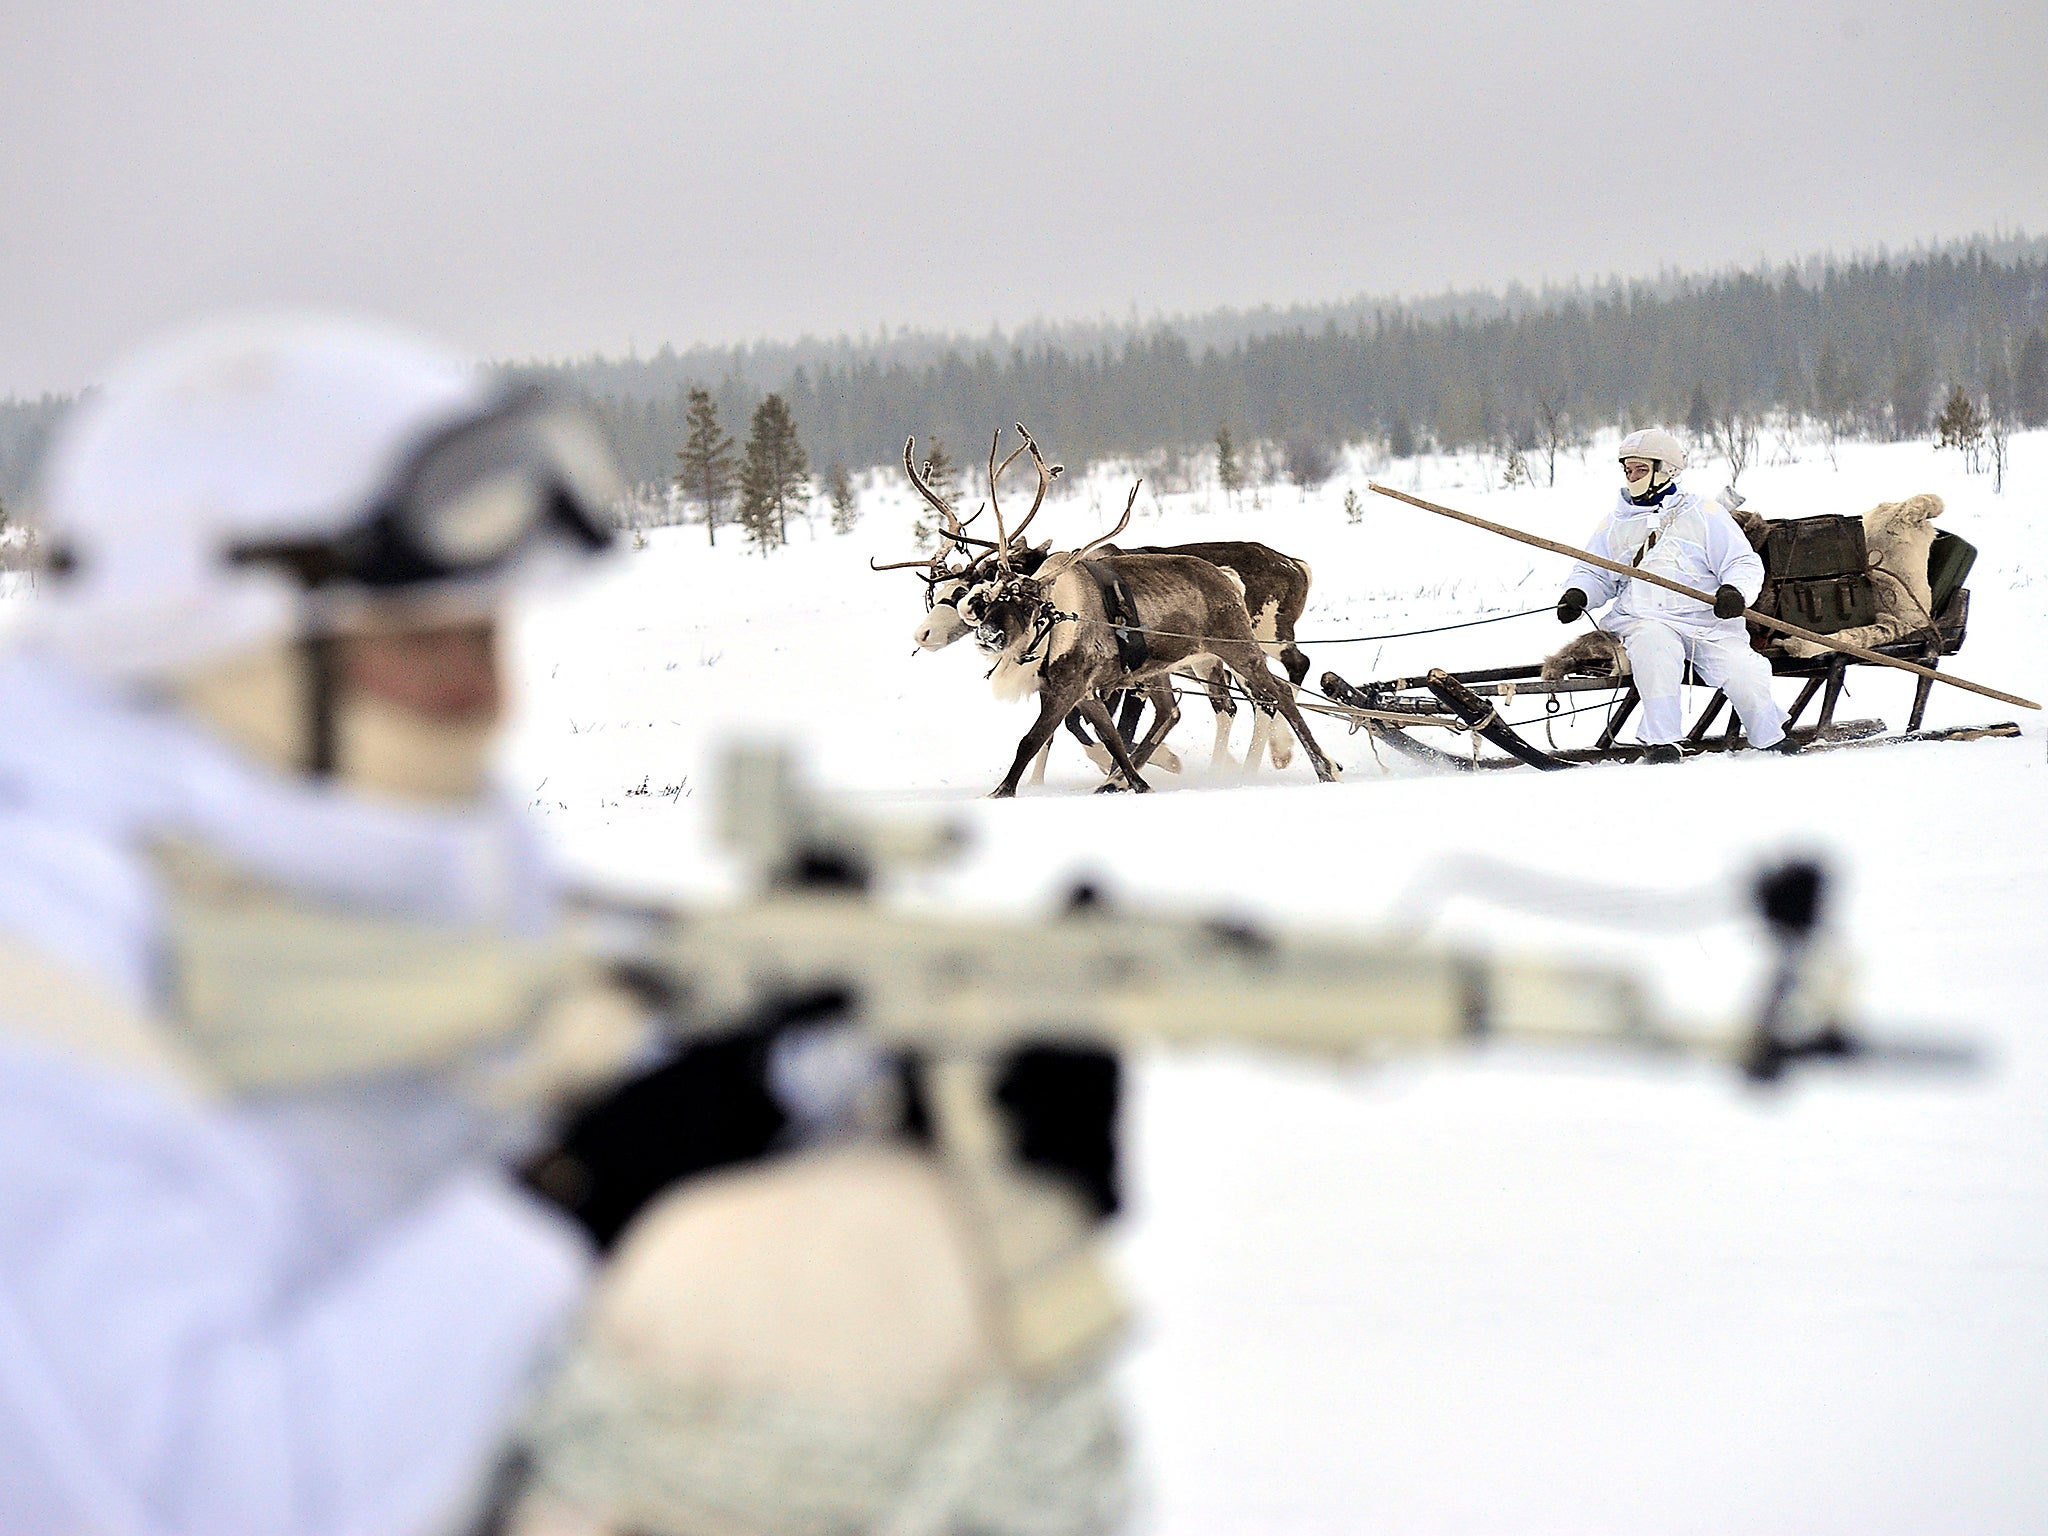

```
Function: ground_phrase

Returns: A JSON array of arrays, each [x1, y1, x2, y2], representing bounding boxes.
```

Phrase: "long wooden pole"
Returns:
[[1366, 482, 2040, 713]]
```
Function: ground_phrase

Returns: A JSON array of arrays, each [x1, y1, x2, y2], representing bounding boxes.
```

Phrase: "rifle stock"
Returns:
[[581, 746, 1973, 1085]]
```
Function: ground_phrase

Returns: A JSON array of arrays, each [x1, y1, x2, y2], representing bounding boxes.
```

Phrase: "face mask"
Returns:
[[173, 638, 497, 804], [336, 689, 498, 803], [1622, 460, 1675, 506]]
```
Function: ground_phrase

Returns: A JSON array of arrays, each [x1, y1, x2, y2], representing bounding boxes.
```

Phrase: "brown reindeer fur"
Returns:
[[980, 553, 1338, 796], [1101, 540, 1312, 770], [1540, 629, 1632, 681], [1114, 541, 1313, 684], [1780, 492, 1945, 657]]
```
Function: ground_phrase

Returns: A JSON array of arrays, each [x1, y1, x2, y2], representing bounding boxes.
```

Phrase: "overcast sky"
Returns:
[[3, 0, 2044, 396]]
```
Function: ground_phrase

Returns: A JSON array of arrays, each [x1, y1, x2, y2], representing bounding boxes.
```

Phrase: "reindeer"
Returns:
[[877, 443, 1316, 777], [1090, 540, 1312, 771], [959, 428, 1340, 797], [874, 435, 1186, 785]]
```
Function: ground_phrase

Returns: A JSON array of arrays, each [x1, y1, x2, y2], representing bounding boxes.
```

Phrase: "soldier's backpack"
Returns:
[[1753, 514, 1880, 634]]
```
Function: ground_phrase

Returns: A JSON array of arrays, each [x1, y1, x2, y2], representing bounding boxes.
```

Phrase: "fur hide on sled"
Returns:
[[1540, 629, 1631, 681], [1779, 492, 1946, 658]]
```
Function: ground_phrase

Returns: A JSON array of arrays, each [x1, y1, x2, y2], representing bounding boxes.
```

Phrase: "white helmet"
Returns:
[[1617, 426, 1687, 504], [31, 312, 619, 683]]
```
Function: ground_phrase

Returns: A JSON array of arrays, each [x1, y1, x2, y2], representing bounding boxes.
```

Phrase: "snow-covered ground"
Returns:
[[14, 426, 2048, 1531], [500, 426, 2048, 1535]]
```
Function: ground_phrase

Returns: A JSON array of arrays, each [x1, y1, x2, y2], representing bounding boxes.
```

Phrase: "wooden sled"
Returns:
[[1320, 586, 2021, 770]]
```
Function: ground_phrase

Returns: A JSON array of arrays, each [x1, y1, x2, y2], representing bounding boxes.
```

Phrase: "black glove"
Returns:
[[1713, 583, 1746, 620], [994, 1047, 1123, 1220], [1556, 587, 1588, 623], [517, 987, 859, 1250], [519, 991, 1127, 1249], [519, 1022, 789, 1250]]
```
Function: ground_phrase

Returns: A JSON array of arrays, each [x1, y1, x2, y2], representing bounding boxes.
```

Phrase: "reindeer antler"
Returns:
[[988, 429, 1029, 574], [986, 423, 1067, 575], [902, 434, 998, 553], [1032, 479, 1141, 585], [1007, 422, 1062, 545]]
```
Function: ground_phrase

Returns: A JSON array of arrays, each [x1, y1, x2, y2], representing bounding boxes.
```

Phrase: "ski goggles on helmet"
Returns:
[[232, 386, 620, 591]]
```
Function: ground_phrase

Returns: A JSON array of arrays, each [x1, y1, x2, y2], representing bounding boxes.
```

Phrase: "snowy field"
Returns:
[[14, 426, 2048, 1531], [504, 426, 2048, 1536]]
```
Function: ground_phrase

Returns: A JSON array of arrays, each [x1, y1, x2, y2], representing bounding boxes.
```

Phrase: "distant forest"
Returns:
[[531, 239, 2048, 493], [5, 236, 2046, 507]]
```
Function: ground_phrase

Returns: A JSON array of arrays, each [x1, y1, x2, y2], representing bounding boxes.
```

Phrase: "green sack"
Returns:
[[1926, 528, 1977, 617]]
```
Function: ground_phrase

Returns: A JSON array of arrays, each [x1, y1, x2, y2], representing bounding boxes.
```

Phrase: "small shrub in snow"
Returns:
[[1712, 409, 1758, 490], [1284, 436, 1335, 491], [1533, 399, 1583, 487]]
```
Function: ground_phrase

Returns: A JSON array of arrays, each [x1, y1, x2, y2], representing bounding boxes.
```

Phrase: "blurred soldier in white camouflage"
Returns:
[[0, 314, 1126, 1536]]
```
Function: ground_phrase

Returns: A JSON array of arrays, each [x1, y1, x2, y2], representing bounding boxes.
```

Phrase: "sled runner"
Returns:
[[1320, 575, 2021, 771]]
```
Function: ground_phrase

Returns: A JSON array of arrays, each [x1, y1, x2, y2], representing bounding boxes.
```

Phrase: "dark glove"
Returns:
[[520, 992, 1127, 1250], [517, 988, 860, 1250], [1556, 587, 1588, 623], [994, 1047, 1123, 1220], [519, 1023, 788, 1250], [1713, 583, 1746, 620]]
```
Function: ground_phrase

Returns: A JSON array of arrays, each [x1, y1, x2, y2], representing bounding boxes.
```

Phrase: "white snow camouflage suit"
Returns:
[[1566, 489, 1787, 749]]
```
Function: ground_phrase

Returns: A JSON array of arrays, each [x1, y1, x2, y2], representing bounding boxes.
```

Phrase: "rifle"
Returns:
[[555, 745, 1976, 1373], [593, 746, 1974, 1086]]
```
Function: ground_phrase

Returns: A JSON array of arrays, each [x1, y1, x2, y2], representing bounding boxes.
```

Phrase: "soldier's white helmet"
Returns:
[[1617, 426, 1687, 503], [31, 312, 620, 683]]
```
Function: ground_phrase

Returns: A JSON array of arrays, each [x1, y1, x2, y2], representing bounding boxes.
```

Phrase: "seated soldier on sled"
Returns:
[[1555, 427, 1797, 764]]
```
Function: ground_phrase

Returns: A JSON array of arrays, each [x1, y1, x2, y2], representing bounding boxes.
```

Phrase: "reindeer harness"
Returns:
[[1081, 560, 1151, 673], [988, 561, 1148, 676]]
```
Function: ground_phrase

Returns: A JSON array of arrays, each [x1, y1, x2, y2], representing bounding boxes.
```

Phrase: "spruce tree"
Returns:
[[674, 387, 736, 548], [737, 393, 810, 554], [1934, 384, 1986, 463], [1215, 425, 1242, 504], [826, 464, 858, 534]]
